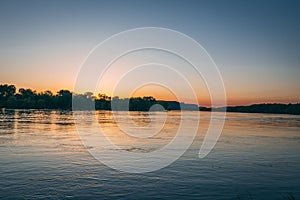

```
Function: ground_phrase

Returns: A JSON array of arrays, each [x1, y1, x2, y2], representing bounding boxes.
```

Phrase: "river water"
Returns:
[[0, 110, 299, 199]]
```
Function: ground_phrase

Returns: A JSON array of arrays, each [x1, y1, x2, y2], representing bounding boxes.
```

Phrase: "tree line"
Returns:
[[0, 84, 72, 110], [216, 103, 300, 115], [199, 103, 300, 115], [0, 84, 197, 111], [1, 84, 299, 114]]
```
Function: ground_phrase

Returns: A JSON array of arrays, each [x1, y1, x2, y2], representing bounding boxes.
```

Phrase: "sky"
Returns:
[[0, 0, 299, 106]]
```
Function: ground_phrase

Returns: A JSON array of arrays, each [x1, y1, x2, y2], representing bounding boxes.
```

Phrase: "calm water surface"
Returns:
[[0, 110, 299, 199]]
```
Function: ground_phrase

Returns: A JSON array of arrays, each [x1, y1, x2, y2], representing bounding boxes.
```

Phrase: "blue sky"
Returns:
[[0, 0, 299, 105]]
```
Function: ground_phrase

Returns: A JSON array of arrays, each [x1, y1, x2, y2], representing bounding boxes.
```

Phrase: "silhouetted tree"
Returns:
[[73, 92, 95, 110], [0, 84, 16, 108], [36, 90, 54, 109], [95, 93, 111, 110], [98, 93, 111, 101], [6, 95, 18, 108], [17, 88, 37, 109], [129, 96, 156, 111], [56, 90, 72, 110]]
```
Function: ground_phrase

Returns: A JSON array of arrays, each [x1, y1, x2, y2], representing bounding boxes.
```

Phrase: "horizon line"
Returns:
[[1, 83, 299, 107]]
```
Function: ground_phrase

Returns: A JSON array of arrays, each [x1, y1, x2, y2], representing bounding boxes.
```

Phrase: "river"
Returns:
[[0, 110, 299, 199]]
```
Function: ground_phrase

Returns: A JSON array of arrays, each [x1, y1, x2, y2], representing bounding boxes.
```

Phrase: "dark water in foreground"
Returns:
[[0, 110, 299, 199]]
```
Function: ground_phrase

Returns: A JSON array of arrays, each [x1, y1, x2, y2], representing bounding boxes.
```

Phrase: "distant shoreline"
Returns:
[[2, 103, 300, 116], [201, 103, 300, 115]]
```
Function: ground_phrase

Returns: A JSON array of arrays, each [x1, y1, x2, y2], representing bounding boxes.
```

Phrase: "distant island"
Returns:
[[0, 84, 299, 115]]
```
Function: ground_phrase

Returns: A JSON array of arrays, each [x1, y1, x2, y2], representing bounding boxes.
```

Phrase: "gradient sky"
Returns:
[[0, 0, 299, 106]]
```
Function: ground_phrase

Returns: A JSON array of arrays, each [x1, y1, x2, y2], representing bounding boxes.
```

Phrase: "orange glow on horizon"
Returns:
[[3, 82, 299, 107]]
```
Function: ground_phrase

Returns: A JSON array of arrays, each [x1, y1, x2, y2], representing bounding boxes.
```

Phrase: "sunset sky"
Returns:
[[0, 0, 299, 106]]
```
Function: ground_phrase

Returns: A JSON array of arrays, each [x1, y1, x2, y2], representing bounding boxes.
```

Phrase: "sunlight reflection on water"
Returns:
[[0, 110, 299, 199]]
